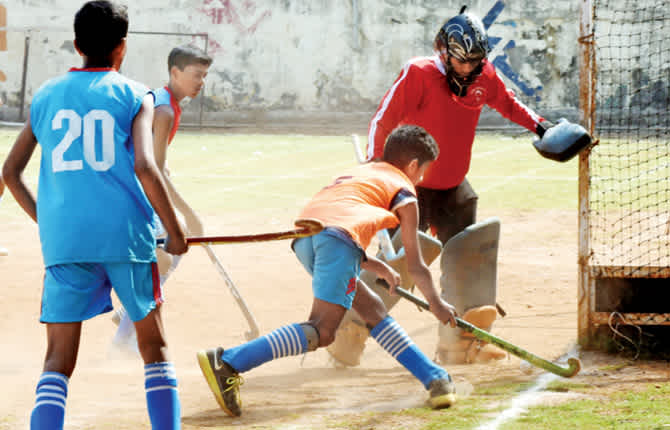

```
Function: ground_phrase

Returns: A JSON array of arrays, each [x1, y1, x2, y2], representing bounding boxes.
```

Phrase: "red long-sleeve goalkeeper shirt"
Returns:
[[368, 56, 543, 190]]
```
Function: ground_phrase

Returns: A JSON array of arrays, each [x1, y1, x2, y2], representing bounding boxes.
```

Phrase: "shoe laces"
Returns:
[[224, 374, 244, 393]]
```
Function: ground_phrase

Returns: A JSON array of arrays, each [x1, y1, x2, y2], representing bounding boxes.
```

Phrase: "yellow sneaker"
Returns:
[[197, 347, 243, 416], [428, 377, 457, 409]]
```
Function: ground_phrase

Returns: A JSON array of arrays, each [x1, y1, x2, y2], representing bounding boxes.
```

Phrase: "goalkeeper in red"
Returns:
[[330, 7, 589, 367]]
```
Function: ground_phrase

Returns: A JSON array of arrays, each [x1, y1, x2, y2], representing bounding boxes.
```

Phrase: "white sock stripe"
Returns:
[[280, 326, 295, 356], [374, 322, 398, 346], [266, 332, 279, 359], [34, 400, 66, 409], [37, 385, 66, 394], [374, 320, 413, 356], [275, 327, 290, 356], [145, 366, 176, 374], [390, 343, 412, 358], [269, 330, 284, 358], [287, 324, 303, 354], [267, 325, 304, 358], [388, 337, 414, 357], [281, 325, 298, 356], [287, 326, 299, 355], [145, 385, 178, 393], [383, 334, 408, 354], [145, 372, 177, 380], [145, 362, 175, 371], [39, 373, 69, 386], [36, 392, 67, 403]]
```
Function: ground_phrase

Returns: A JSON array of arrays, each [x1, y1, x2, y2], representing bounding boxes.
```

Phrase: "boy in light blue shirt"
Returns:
[[2, 2, 188, 429]]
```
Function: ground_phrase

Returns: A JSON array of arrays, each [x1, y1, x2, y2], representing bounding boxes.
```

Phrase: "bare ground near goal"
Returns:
[[1, 208, 668, 429]]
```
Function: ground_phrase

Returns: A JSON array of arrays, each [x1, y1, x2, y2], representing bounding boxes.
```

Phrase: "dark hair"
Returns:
[[383, 125, 439, 168], [74, 1, 128, 63], [168, 45, 213, 72]]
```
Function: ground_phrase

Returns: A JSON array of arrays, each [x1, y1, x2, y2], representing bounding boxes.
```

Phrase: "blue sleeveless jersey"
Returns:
[[152, 86, 172, 108], [30, 68, 157, 266], [150, 86, 181, 144]]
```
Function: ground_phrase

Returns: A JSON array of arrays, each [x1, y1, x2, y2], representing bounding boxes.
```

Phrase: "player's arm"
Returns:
[[361, 254, 401, 290], [153, 105, 204, 236], [133, 94, 187, 255], [2, 117, 38, 222], [396, 200, 457, 327], [486, 72, 545, 134], [486, 73, 592, 162], [367, 62, 423, 161]]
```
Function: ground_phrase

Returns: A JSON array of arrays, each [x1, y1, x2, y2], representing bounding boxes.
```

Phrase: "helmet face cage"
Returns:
[[435, 12, 489, 97]]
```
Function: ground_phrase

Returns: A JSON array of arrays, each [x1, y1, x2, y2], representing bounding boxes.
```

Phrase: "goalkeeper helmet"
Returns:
[[435, 6, 489, 97]]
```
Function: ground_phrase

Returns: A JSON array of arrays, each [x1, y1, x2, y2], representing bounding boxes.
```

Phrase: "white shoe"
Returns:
[[0, 247, 8, 256]]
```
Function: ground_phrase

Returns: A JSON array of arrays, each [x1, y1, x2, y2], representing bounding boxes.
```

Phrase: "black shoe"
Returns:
[[197, 347, 243, 416]]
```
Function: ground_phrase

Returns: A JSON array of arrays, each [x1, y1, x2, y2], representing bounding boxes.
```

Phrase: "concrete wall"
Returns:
[[0, 0, 582, 131]]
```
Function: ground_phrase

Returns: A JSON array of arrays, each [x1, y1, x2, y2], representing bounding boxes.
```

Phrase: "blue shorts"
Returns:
[[292, 230, 363, 309], [41, 262, 161, 323]]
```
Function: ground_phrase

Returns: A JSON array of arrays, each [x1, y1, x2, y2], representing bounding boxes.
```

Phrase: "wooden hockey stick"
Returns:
[[376, 280, 581, 378], [202, 244, 260, 341], [157, 218, 324, 246]]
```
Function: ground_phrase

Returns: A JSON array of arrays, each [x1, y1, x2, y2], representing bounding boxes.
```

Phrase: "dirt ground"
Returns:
[[1, 207, 668, 429]]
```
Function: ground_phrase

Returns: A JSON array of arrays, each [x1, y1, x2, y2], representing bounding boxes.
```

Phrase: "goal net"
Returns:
[[587, 0, 670, 276]]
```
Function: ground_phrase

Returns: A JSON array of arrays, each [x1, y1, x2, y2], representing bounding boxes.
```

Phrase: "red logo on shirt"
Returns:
[[346, 278, 357, 295]]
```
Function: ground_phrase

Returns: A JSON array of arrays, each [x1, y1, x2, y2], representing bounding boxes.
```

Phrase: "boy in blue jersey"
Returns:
[[1, 2, 188, 429], [112, 45, 212, 352]]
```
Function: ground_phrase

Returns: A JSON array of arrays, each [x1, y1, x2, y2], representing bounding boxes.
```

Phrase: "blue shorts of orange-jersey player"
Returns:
[[293, 228, 363, 310]]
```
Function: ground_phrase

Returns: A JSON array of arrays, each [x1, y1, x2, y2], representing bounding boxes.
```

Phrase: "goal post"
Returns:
[[579, 0, 670, 349]]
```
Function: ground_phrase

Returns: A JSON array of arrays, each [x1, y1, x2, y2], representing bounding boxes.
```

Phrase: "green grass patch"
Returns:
[[0, 128, 578, 225], [500, 383, 670, 430]]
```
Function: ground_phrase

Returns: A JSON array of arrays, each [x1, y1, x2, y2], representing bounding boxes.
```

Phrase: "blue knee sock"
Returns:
[[30, 372, 68, 430], [222, 323, 308, 372], [145, 362, 180, 430], [371, 316, 449, 389]]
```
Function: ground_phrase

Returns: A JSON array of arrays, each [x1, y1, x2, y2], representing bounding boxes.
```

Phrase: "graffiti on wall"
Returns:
[[197, 0, 271, 55], [482, 1, 543, 101]]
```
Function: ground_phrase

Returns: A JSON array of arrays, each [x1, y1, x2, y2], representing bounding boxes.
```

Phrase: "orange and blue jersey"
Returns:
[[298, 162, 417, 251], [151, 86, 181, 144]]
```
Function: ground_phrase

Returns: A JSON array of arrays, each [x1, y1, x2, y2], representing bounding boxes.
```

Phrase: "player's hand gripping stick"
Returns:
[[376, 280, 581, 378], [157, 218, 324, 246]]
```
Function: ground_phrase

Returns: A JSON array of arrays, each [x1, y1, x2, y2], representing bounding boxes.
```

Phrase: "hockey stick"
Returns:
[[202, 244, 260, 341], [157, 218, 324, 246], [376, 280, 581, 378]]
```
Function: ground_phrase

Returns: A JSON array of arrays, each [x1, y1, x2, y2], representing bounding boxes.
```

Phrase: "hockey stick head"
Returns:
[[294, 218, 324, 237]]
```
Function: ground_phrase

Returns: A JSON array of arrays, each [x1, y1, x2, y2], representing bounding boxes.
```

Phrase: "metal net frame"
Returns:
[[579, 0, 670, 346]]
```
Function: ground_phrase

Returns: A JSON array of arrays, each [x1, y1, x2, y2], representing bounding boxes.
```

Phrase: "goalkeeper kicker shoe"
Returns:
[[197, 347, 243, 416], [428, 377, 456, 409]]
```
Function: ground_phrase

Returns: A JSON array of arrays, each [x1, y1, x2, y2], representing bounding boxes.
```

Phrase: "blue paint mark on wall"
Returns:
[[482, 1, 542, 101]]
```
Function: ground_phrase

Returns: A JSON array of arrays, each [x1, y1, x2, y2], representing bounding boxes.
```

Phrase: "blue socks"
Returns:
[[145, 362, 180, 430], [222, 323, 308, 372], [30, 372, 68, 430], [30, 365, 180, 430], [371, 316, 449, 389]]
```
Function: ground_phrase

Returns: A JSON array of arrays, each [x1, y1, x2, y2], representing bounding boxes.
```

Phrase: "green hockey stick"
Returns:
[[376, 280, 581, 378]]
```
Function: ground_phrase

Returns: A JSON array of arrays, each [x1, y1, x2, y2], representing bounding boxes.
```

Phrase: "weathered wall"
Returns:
[[0, 0, 581, 130]]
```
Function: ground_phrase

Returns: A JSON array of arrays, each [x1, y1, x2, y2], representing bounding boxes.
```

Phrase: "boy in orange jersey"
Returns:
[[197, 125, 459, 416]]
